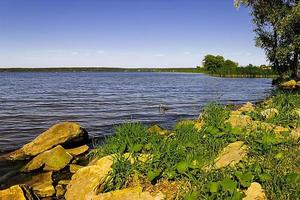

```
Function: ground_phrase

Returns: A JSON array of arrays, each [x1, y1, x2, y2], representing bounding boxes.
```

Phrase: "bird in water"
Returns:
[[159, 104, 169, 113]]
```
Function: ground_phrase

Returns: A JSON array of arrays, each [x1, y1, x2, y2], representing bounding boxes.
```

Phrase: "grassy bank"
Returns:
[[198, 67, 278, 78], [90, 90, 300, 199]]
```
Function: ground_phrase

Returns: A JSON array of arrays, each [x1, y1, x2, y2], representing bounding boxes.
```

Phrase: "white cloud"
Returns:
[[97, 50, 104, 54], [153, 54, 165, 57], [71, 51, 79, 55], [184, 51, 191, 55]]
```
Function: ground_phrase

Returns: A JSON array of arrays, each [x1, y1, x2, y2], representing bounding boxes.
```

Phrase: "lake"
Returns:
[[0, 72, 273, 153]]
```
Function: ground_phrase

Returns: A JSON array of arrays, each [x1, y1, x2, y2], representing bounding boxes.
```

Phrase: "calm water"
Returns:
[[0, 72, 273, 153]]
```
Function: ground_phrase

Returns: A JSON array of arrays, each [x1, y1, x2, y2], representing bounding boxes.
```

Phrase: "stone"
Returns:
[[26, 172, 55, 197], [22, 145, 73, 172], [58, 179, 70, 185], [243, 182, 267, 200], [280, 80, 297, 89], [226, 115, 253, 129], [194, 120, 204, 132], [238, 102, 255, 112], [148, 124, 168, 135], [252, 121, 289, 134], [261, 108, 279, 119], [0, 185, 26, 200], [65, 155, 114, 200], [90, 187, 165, 200], [55, 185, 66, 198], [69, 164, 84, 173], [66, 145, 89, 156], [291, 128, 300, 140], [214, 141, 248, 169], [7, 122, 88, 160]]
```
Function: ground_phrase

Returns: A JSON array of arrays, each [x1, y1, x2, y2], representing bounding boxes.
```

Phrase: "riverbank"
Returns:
[[0, 88, 299, 199]]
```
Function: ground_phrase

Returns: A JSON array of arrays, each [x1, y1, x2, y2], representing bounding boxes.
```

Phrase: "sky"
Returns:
[[0, 0, 267, 68]]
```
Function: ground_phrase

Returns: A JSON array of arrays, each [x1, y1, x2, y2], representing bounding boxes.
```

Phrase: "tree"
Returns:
[[224, 59, 239, 68], [202, 55, 225, 71], [235, 0, 300, 79]]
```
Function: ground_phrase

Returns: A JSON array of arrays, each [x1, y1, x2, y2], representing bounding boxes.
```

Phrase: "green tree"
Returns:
[[202, 55, 225, 71], [223, 59, 239, 68], [235, 0, 300, 79]]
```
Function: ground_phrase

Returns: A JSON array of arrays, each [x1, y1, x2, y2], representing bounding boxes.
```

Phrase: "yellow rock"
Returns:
[[7, 122, 87, 160], [238, 102, 255, 112], [22, 145, 73, 172], [56, 185, 66, 198], [194, 120, 204, 132], [261, 108, 279, 119], [280, 80, 297, 89], [291, 128, 300, 140], [69, 164, 84, 173], [58, 179, 70, 185], [226, 115, 253, 129], [90, 187, 165, 200], [214, 141, 248, 169], [26, 172, 55, 197], [65, 155, 114, 200], [148, 124, 168, 135], [0, 185, 26, 200], [66, 145, 89, 156], [243, 182, 267, 200], [251, 121, 289, 134], [231, 110, 242, 115]]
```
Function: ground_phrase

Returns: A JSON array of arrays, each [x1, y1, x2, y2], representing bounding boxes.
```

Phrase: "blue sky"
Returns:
[[0, 0, 267, 68]]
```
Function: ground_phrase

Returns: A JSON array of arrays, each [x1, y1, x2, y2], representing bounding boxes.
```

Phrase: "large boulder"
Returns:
[[22, 145, 73, 172], [214, 141, 248, 169], [66, 145, 89, 156], [226, 115, 253, 129], [238, 102, 255, 112], [26, 172, 55, 197], [90, 187, 165, 200], [280, 80, 297, 89], [65, 155, 114, 200], [0, 185, 26, 200], [7, 122, 88, 160], [243, 182, 267, 200]]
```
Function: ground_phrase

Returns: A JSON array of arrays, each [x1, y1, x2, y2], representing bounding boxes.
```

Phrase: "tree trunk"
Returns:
[[292, 52, 299, 80]]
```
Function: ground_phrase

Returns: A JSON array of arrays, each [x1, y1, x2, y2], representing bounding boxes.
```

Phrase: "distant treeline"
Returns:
[[198, 54, 278, 78], [0, 67, 199, 73]]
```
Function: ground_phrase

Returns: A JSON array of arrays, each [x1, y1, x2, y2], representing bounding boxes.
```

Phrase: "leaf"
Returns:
[[259, 173, 272, 182], [147, 169, 161, 182], [144, 143, 152, 151], [209, 182, 219, 193], [221, 178, 237, 194], [184, 191, 199, 200], [235, 171, 254, 187], [176, 161, 189, 174], [132, 144, 143, 152], [232, 190, 244, 200], [274, 152, 283, 159], [285, 173, 300, 184]]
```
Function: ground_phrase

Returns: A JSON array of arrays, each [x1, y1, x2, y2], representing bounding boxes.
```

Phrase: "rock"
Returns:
[[214, 141, 248, 169], [261, 108, 279, 119], [243, 182, 267, 200], [26, 172, 55, 197], [66, 145, 89, 156], [55, 185, 66, 198], [0, 185, 26, 200], [226, 115, 253, 129], [148, 125, 168, 135], [252, 121, 289, 134], [194, 120, 204, 132], [291, 128, 300, 140], [69, 164, 84, 173], [7, 122, 88, 160], [90, 187, 165, 200], [23, 145, 73, 172], [58, 179, 70, 185], [238, 102, 255, 112], [65, 155, 114, 200], [280, 80, 297, 89]]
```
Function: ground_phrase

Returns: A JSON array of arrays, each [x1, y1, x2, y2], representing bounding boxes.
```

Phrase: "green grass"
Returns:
[[90, 90, 300, 199]]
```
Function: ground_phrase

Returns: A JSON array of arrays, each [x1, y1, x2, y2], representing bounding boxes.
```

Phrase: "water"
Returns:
[[0, 72, 273, 153]]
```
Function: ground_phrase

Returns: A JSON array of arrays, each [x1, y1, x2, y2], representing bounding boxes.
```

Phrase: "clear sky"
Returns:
[[0, 0, 267, 68]]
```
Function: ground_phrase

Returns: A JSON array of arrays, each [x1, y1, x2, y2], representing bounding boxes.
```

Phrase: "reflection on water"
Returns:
[[0, 72, 273, 153]]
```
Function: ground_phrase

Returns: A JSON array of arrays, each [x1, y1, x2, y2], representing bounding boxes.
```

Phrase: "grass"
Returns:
[[90, 90, 300, 199]]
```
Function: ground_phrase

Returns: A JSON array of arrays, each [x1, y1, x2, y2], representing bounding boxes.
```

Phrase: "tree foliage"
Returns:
[[202, 55, 238, 72], [235, 0, 300, 79]]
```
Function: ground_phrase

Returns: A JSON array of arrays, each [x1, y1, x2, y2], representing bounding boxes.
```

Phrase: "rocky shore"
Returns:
[[0, 80, 299, 200]]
